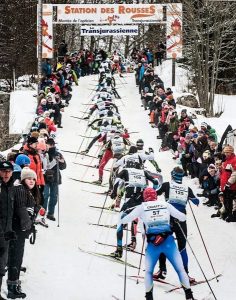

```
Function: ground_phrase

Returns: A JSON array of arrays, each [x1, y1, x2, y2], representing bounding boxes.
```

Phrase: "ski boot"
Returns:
[[35, 217, 49, 228], [145, 288, 153, 300], [20, 266, 26, 273], [225, 213, 236, 222], [47, 214, 56, 221], [153, 269, 167, 280], [188, 275, 196, 284], [184, 288, 195, 299], [203, 199, 211, 206], [92, 178, 102, 185], [125, 241, 136, 251], [110, 246, 123, 258], [7, 281, 26, 299], [114, 195, 121, 208], [211, 211, 220, 218], [80, 149, 89, 155]]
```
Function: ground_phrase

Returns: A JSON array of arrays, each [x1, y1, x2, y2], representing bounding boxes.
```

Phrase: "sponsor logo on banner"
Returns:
[[41, 4, 53, 59], [166, 3, 183, 59], [80, 25, 139, 36], [54, 4, 163, 24]]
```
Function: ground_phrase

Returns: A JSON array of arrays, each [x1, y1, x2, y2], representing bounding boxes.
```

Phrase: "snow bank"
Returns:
[[9, 90, 37, 134]]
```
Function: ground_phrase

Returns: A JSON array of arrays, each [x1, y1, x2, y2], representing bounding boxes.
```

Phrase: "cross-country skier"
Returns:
[[93, 130, 130, 185], [136, 139, 161, 172], [110, 156, 160, 258], [111, 145, 163, 250], [155, 167, 199, 282], [120, 187, 195, 300]]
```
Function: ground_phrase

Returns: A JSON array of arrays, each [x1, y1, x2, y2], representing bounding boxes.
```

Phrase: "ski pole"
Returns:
[[57, 192, 60, 227], [188, 200, 218, 281], [136, 235, 145, 284], [56, 160, 60, 227], [175, 220, 218, 300], [97, 191, 109, 226], [124, 223, 129, 300]]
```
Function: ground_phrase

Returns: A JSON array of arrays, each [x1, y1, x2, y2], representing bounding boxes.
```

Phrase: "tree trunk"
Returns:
[[80, 36, 85, 50], [90, 36, 96, 52], [108, 36, 113, 53], [124, 36, 130, 58]]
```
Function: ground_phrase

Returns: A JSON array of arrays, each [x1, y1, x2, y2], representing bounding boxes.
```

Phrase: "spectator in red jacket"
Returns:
[[220, 145, 236, 222]]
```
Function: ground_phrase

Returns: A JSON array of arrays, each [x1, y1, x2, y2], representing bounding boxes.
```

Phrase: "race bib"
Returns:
[[111, 137, 125, 154], [127, 168, 146, 188], [168, 182, 188, 206], [143, 202, 169, 228], [97, 101, 106, 111]]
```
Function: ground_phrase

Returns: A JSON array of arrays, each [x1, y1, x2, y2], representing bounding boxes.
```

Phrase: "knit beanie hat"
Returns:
[[41, 98, 47, 105], [201, 122, 208, 129], [171, 167, 184, 183], [15, 154, 30, 167], [0, 161, 14, 171], [44, 111, 50, 117], [38, 117, 45, 123], [21, 167, 37, 181], [208, 164, 216, 173]]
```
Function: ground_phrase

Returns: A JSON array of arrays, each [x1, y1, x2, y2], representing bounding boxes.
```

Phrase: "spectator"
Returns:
[[43, 138, 66, 221], [0, 161, 15, 299], [220, 145, 236, 222], [57, 40, 68, 58], [7, 168, 41, 299]]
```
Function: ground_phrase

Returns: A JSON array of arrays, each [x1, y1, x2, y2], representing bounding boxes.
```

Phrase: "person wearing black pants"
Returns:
[[0, 161, 15, 300], [154, 167, 199, 282], [8, 167, 41, 299]]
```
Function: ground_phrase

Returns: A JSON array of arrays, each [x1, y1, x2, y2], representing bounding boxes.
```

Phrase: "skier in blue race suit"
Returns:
[[155, 166, 199, 282], [120, 187, 195, 300]]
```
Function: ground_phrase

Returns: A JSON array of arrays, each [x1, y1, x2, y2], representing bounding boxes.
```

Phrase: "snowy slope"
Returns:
[[9, 90, 37, 134], [4, 74, 236, 300]]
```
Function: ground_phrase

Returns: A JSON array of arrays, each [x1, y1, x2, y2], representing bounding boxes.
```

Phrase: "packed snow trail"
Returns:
[[9, 74, 236, 300]]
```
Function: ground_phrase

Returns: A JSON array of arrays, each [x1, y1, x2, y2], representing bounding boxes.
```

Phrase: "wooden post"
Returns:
[[172, 58, 176, 86], [37, 0, 42, 95]]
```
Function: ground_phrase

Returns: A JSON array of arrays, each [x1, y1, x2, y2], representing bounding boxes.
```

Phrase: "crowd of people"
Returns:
[[135, 56, 236, 225], [55, 41, 134, 78], [0, 54, 79, 298], [0, 44, 235, 300]]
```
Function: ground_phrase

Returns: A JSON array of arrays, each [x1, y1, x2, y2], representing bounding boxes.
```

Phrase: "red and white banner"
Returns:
[[166, 3, 182, 59], [41, 4, 53, 59], [54, 4, 163, 25]]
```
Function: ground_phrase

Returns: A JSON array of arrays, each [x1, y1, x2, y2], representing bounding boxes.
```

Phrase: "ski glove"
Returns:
[[189, 197, 200, 206], [149, 147, 154, 153]]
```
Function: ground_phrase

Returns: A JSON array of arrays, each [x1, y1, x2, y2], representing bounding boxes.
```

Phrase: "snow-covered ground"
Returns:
[[9, 90, 37, 134], [2, 73, 236, 300]]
